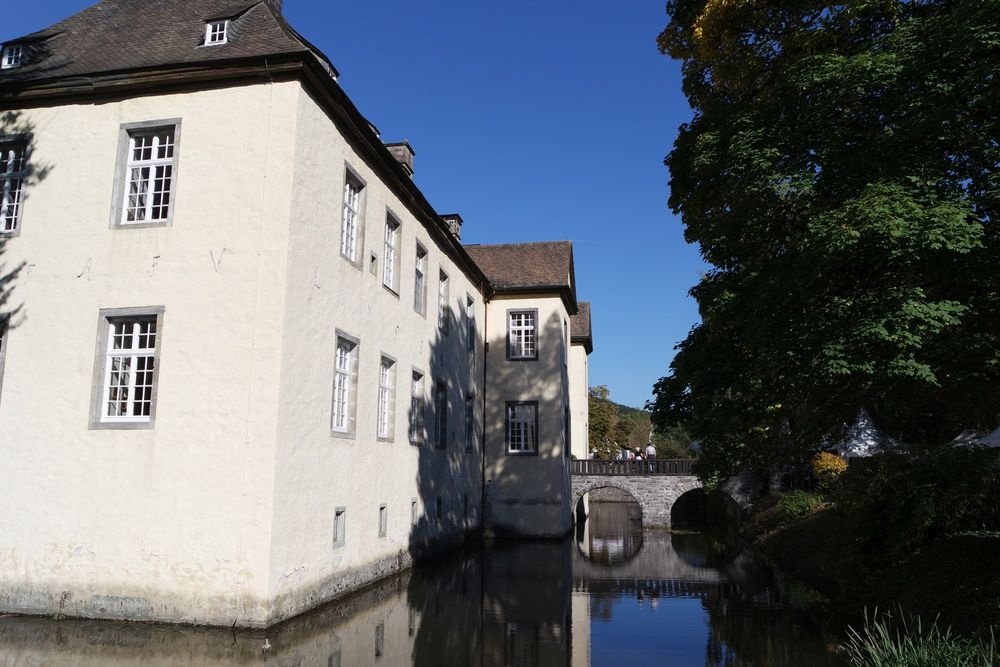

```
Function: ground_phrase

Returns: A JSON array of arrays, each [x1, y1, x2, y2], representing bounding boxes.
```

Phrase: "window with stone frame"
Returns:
[[91, 307, 164, 428], [383, 215, 401, 293], [340, 170, 365, 265], [414, 244, 427, 315], [434, 380, 448, 449], [376, 355, 395, 439], [507, 310, 537, 360], [332, 333, 359, 435], [437, 270, 450, 334], [0, 139, 28, 233], [409, 370, 425, 443], [119, 125, 178, 225], [506, 401, 538, 455]]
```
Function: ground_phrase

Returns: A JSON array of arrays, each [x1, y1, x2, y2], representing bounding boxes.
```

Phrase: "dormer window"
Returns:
[[1, 45, 24, 69], [205, 21, 229, 46]]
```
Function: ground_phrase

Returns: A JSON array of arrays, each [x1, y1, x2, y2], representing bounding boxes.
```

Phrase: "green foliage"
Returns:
[[842, 609, 997, 667], [651, 0, 1000, 481], [834, 447, 1000, 564], [589, 386, 696, 458], [776, 490, 826, 521]]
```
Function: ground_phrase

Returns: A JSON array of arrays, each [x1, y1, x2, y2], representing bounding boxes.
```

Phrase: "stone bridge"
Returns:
[[569, 459, 754, 528]]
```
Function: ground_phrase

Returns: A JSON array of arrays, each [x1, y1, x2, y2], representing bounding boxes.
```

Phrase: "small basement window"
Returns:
[[205, 21, 229, 46], [1, 45, 24, 69]]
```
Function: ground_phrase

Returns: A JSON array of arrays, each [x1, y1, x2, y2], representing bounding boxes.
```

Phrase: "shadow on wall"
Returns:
[[481, 308, 572, 537], [405, 302, 482, 565], [0, 111, 49, 333]]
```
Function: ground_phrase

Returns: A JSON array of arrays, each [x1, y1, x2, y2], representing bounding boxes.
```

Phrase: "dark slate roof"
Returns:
[[0, 0, 334, 84], [571, 302, 592, 348], [465, 241, 573, 289]]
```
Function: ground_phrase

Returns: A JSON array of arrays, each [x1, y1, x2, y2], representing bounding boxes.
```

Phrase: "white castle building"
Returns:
[[0, 0, 592, 627]]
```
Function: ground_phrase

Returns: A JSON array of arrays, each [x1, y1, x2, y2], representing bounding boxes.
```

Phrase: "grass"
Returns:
[[842, 609, 997, 667]]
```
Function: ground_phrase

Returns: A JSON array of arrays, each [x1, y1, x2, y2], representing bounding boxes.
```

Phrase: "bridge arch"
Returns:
[[571, 475, 703, 528], [569, 463, 755, 529]]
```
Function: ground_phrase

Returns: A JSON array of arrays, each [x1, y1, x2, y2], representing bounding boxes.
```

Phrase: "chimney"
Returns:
[[384, 141, 415, 178], [441, 213, 463, 240]]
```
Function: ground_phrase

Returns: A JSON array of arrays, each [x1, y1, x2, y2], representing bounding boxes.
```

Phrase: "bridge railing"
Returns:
[[570, 459, 696, 476]]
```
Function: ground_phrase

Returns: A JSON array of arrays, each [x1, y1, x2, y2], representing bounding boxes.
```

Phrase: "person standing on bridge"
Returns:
[[645, 443, 656, 472]]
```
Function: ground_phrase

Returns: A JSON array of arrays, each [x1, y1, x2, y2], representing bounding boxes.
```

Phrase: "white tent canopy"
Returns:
[[978, 427, 1000, 448]]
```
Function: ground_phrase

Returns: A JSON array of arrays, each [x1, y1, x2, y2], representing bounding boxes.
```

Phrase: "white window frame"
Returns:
[[110, 119, 182, 229], [205, 20, 229, 46], [1, 45, 23, 69], [507, 310, 538, 360], [331, 332, 359, 437], [90, 306, 164, 430], [409, 370, 425, 444], [434, 380, 448, 449], [340, 168, 365, 266], [382, 214, 401, 293], [506, 401, 538, 455], [437, 270, 450, 334], [414, 244, 427, 316], [376, 355, 395, 440], [0, 137, 29, 234]]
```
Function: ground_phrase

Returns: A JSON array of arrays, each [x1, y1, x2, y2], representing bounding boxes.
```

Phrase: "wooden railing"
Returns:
[[570, 459, 696, 476]]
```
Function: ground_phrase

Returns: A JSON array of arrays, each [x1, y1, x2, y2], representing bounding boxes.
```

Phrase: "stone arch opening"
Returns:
[[670, 488, 742, 530], [573, 481, 646, 525], [574, 483, 644, 565]]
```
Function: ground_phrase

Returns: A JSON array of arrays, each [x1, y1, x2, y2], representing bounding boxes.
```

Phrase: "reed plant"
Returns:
[[842, 608, 997, 667]]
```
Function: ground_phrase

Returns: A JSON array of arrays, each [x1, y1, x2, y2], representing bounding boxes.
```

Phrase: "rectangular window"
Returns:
[[409, 370, 424, 444], [411, 498, 418, 525], [91, 307, 164, 429], [465, 393, 474, 453], [437, 271, 450, 334], [121, 127, 177, 225], [414, 244, 427, 315], [376, 356, 395, 439], [506, 401, 538, 455], [332, 334, 359, 435], [507, 310, 537, 360], [1, 45, 23, 69], [378, 504, 388, 538], [205, 20, 228, 45], [465, 294, 476, 352], [434, 380, 448, 449], [383, 215, 400, 293], [333, 507, 346, 549], [341, 171, 364, 265], [0, 139, 28, 233]]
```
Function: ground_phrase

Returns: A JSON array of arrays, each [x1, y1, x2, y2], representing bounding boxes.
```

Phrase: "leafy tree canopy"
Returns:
[[590, 386, 695, 458], [651, 0, 1000, 480]]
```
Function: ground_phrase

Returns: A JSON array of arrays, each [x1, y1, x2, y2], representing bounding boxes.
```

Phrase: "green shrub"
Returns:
[[834, 447, 1000, 564], [842, 608, 997, 667], [776, 490, 826, 520]]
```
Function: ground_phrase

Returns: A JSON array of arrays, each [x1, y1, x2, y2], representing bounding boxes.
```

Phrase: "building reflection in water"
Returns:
[[0, 500, 842, 666]]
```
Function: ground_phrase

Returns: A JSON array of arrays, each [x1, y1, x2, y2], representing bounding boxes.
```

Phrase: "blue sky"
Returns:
[[5, 1, 706, 409]]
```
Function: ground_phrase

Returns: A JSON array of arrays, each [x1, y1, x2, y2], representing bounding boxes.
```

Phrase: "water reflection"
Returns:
[[0, 504, 843, 666]]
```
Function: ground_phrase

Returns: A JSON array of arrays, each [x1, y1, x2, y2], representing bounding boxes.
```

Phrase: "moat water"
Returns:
[[0, 501, 844, 665]]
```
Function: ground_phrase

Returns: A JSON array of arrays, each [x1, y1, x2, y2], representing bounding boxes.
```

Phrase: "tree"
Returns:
[[651, 0, 1000, 480], [588, 386, 620, 459]]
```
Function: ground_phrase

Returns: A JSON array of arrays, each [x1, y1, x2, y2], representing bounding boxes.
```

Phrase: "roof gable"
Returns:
[[0, 1, 325, 84], [465, 241, 578, 312]]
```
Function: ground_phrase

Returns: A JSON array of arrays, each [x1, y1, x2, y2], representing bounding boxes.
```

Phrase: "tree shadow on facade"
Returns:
[[405, 304, 574, 664], [0, 111, 50, 338]]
